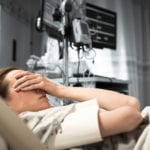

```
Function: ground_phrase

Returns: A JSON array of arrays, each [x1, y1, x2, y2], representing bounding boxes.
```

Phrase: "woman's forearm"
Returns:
[[54, 85, 140, 111]]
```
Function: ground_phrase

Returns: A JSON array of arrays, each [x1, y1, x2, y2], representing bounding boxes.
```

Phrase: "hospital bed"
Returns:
[[0, 98, 46, 150], [0, 96, 149, 150]]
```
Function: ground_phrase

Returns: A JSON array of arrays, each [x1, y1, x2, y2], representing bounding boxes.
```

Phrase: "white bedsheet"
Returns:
[[133, 107, 150, 150]]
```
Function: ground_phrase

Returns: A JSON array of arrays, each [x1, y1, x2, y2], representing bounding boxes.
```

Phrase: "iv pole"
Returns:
[[62, 13, 69, 86], [61, 0, 72, 86], [60, 0, 72, 105]]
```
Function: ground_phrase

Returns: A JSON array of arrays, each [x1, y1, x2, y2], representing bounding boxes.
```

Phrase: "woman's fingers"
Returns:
[[13, 72, 44, 91], [13, 71, 32, 87], [15, 71, 31, 79], [13, 74, 35, 88], [14, 78, 40, 91], [20, 83, 42, 91]]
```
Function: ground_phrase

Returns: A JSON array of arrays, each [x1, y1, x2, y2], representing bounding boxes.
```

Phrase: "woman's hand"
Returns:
[[13, 71, 58, 96]]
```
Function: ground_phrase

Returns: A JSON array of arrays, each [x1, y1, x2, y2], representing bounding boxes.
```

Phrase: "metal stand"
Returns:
[[63, 33, 69, 86], [60, 6, 70, 105], [61, 2, 71, 86]]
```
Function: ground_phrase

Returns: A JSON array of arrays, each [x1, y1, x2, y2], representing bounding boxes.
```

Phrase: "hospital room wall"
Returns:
[[0, 10, 30, 69], [0, 1, 42, 69], [79, 0, 150, 108], [119, 0, 150, 108], [75, 0, 139, 106], [141, 0, 150, 108]]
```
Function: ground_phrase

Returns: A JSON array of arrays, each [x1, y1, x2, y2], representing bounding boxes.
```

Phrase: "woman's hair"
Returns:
[[0, 67, 20, 99]]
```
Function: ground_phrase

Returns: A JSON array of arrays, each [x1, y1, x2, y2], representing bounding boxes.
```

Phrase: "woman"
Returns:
[[0, 67, 143, 148]]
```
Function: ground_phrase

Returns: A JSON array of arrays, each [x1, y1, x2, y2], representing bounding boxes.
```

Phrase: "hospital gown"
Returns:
[[19, 99, 102, 150]]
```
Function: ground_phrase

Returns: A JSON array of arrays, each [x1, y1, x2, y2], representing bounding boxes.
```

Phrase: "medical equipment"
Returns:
[[72, 19, 92, 46]]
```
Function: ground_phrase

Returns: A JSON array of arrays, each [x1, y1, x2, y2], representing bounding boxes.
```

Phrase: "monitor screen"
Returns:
[[38, 0, 117, 50], [42, 0, 61, 39], [43, 0, 60, 28]]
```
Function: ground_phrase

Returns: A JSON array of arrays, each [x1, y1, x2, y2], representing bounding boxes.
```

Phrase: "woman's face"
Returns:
[[5, 70, 50, 113]]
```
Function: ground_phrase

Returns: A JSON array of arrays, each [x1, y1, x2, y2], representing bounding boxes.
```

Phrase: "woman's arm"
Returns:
[[53, 85, 140, 111], [13, 71, 140, 111]]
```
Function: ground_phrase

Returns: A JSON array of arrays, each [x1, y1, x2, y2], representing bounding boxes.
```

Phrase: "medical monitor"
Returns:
[[38, 0, 117, 50]]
